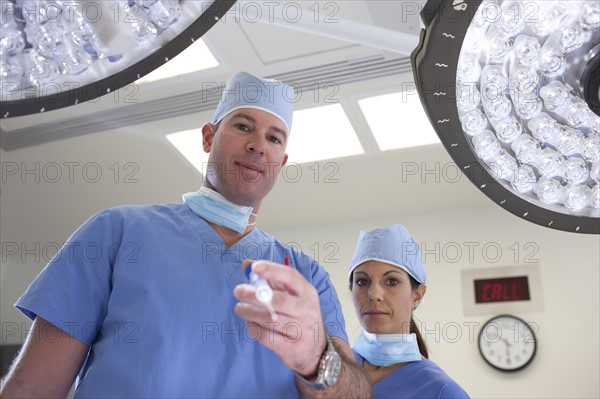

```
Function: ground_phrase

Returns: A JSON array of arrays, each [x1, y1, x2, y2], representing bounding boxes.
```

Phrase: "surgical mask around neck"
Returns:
[[182, 187, 256, 234], [353, 330, 422, 367]]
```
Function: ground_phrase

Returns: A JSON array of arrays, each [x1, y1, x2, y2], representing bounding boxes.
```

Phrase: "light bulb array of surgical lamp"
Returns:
[[1, 0, 236, 118], [412, 0, 600, 234]]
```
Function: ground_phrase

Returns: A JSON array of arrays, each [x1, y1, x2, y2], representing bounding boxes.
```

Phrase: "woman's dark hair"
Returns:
[[408, 275, 429, 359], [350, 271, 429, 359]]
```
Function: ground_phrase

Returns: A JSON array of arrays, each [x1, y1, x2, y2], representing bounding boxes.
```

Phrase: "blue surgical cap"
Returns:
[[212, 71, 294, 134], [348, 224, 427, 284]]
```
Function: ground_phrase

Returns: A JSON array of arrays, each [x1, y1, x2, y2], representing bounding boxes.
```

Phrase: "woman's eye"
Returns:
[[386, 279, 399, 286], [235, 123, 250, 131], [355, 279, 368, 287]]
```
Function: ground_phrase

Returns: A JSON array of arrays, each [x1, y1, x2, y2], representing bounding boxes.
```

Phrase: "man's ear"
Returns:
[[201, 123, 216, 153]]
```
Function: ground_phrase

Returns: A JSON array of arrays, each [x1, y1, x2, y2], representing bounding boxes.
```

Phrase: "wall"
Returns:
[[270, 205, 600, 399]]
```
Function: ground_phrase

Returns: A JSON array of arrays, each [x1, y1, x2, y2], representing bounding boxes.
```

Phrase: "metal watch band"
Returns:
[[295, 336, 342, 391]]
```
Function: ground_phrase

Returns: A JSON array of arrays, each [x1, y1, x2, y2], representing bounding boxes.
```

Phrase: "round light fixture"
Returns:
[[412, 0, 600, 234], [1, 0, 236, 118]]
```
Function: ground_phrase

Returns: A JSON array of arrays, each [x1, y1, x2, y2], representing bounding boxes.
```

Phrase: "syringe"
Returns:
[[245, 263, 278, 321]]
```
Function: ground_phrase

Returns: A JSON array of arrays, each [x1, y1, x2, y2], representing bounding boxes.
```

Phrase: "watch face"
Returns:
[[322, 347, 342, 387], [478, 314, 537, 372]]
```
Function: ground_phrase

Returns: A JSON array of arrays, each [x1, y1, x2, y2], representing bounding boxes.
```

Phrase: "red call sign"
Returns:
[[474, 276, 530, 303]]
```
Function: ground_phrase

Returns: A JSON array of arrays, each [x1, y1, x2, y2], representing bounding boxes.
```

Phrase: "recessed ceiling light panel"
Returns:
[[359, 91, 440, 151]]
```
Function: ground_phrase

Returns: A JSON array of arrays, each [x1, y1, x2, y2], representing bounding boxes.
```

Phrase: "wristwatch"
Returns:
[[296, 336, 342, 391]]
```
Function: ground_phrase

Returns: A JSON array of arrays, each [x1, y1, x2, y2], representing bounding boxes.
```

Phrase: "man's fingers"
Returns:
[[234, 303, 293, 332], [234, 284, 297, 319], [234, 304, 311, 346], [233, 283, 257, 303], [250, 260, 308, 296], [240, 259, 253, 272], [234, 302, 271, 321]]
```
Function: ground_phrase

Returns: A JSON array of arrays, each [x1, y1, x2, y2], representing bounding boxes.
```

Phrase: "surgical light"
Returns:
[[0, 0, 236, 118], [412, 0, 600, 234]]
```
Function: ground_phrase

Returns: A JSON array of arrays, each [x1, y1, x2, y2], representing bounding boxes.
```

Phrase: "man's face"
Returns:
[[201, 108, 289, 208]]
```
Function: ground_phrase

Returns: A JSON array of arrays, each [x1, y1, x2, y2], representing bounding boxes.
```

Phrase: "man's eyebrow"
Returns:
[[270, 125, 287, 138], [231, 112, 255, 123]]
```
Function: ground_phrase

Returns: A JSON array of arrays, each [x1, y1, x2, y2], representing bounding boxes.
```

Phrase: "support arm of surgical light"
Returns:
[[236, 0, 419, 56]]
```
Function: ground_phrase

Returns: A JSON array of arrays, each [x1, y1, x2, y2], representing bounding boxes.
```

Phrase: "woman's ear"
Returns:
[[412, 284, 427, 310]]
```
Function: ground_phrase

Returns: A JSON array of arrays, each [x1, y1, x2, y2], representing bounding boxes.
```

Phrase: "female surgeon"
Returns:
[[348, 224, 470, 398]]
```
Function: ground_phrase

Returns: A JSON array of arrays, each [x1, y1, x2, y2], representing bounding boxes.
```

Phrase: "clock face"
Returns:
[[478, 314, 537, 372]]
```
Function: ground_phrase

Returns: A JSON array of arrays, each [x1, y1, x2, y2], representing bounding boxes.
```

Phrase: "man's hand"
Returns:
[[233, 260, 326, 377], [234, 260, 372, 398]]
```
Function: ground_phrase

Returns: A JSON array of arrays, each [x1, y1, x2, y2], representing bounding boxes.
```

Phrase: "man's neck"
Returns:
[[206, 220, 255, 248], [199, 183, 261, 246]]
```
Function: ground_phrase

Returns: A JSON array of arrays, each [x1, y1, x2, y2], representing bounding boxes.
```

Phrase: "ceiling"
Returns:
[[0, 0, 492, 239]]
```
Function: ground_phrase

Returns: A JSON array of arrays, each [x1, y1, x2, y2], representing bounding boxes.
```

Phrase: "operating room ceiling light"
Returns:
[[412, 0, 600, 233], [166, 128, 210, 175], [286, 104, 364, 164], [0, 0, 236, 118], [359, 90, 441, 151]]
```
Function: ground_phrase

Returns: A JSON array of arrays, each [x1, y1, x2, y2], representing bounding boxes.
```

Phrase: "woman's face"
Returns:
[[351, 260, 425, 335]]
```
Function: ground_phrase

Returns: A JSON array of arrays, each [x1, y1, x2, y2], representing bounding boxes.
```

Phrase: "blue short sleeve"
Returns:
[[312, 265, 348, 341], [15, 209, 117, 346]]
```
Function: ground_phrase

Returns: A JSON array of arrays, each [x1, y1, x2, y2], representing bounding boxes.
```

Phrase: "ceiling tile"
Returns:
[[239, 21, 356, 64]]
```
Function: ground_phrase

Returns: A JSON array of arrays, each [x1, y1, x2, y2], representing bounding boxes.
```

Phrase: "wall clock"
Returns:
[[478, 314, 537, 372]]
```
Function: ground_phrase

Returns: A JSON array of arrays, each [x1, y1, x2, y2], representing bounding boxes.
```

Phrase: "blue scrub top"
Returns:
[[16, 203, 348, 398], [354, 352, 470, 399]]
